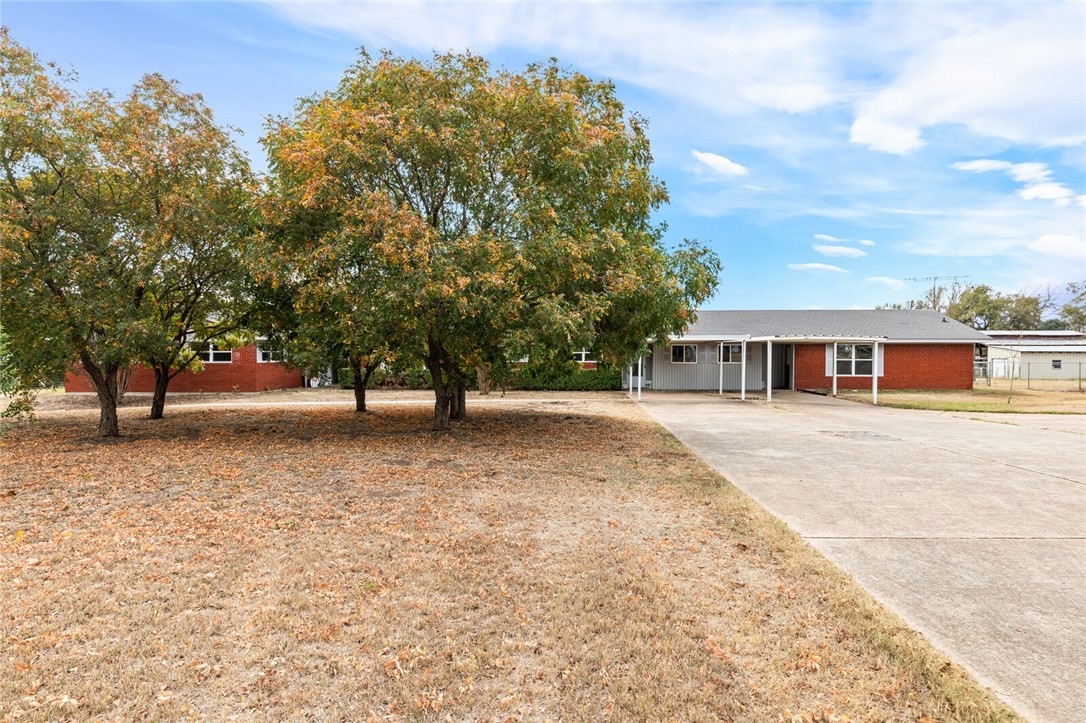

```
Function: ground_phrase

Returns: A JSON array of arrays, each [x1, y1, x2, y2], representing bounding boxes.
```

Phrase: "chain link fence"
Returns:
[[974, 359, 1085, 392]]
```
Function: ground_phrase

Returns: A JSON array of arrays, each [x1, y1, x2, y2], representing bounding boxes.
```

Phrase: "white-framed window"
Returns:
[[717, 344, 743, 363], [257, 340, 286, 364], [571, 349, 595, 364], [191, 342, 232, 363], [1052, 359, 1062, 370], [836, 343, 874, 376], [671, 344, 697, 364]]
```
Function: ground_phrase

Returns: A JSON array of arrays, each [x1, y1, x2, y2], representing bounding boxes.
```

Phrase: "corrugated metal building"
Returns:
[[984, 331, 1086, 380]]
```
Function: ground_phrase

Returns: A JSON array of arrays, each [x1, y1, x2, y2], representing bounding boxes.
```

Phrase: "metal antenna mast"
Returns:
[[905, 275, 970, 304]]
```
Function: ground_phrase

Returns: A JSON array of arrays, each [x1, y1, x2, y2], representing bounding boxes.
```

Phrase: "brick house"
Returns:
[[626, 309, 989, 400], [64, 341, 307, 394]]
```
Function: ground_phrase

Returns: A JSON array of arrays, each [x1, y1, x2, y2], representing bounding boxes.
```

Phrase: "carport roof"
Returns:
[[676, 309, 990, 343]]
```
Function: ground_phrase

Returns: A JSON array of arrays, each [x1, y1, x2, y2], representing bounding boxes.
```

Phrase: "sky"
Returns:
[[3, 1, 1085, 311]]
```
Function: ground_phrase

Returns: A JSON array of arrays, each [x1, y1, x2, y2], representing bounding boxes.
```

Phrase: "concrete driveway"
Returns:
[[639, 391, 1086, 723]]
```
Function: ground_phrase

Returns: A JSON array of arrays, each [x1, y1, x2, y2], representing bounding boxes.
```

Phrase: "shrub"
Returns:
[[509, 362, 621, 391]]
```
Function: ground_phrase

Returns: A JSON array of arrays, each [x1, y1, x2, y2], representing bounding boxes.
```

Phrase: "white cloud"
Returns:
[[1027, 234, 1086, 260], [788, 263, 849, 273], [814, 244, 867, 258], [691, 150, 749, 177], [867, 276, 907, 290], [850, 4, 1086, 153], [813, 233, 842, 242], [858, 239, 877, 246], [954, 159, 1076, 206], [263, 2, 842, 118]]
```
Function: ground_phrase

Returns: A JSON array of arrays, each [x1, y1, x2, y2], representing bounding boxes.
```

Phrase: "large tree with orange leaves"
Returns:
[[0, 30, 253, 435], [262, 50, 719, 430]]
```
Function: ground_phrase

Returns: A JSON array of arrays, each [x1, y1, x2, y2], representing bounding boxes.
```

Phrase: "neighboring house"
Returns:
[[64, 341, 307, 394], [624, 309, 990, 397], [984, 330, 1086, 381]]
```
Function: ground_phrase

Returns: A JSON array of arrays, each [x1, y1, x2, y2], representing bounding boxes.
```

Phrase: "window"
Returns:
[[257, 340, 286, 364], [717, 344, 743, 363], [571, 349, 595, 364], [191, 342, 232, 363], [836, 344, 874, 376], [670, 344, 697, 364], [1052, 359, 1062, 370]]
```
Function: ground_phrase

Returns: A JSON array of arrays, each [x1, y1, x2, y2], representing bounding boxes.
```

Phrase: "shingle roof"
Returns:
[[678, 309, 991, 342]]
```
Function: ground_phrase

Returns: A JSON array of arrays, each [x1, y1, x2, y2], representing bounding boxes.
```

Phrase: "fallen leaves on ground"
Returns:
[[0, 398, 1019, 721]]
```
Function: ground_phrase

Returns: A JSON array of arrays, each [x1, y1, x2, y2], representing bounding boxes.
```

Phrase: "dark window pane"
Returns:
[[856, 345, 873, 359], [856, 360, 873, 375], [837, 344, 853, 360], [836, 360, 853, 376]]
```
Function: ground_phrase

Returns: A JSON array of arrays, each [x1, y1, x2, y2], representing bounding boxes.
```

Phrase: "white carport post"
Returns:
[[832, 341, 838, 397], [871, 341, 879, 406], [637, 355, 643, 401], [718, 342, 724, 395], [766, 339, 773, 402], [627, 363, 633, 398], [740, 340, 747, 401]]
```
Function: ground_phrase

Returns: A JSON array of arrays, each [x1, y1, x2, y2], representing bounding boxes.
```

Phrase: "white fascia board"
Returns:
[[669, 334, 753, 342]]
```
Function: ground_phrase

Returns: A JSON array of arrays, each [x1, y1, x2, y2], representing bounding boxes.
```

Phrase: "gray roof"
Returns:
[[679, 309, 991, 342]]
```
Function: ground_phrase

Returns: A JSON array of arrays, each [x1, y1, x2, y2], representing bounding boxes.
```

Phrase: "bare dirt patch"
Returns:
[[1, 400, 1019, 721]]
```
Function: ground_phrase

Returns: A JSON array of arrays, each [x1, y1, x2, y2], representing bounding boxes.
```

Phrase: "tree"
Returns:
[[947, 285, 1048, 330], [113, 75, 256, 420], [1059, 281, 1086, 332], [262, 50, 719, 430], [0, 31, 252, 435]]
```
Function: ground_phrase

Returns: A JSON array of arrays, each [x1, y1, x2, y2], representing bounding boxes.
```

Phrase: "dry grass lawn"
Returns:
[[842, 379, 1086, 414], [2, 396, 1020, 721]]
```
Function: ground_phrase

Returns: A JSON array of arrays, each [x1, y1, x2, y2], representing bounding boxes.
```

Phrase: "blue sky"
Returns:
[[4, 1, 1084, 310]]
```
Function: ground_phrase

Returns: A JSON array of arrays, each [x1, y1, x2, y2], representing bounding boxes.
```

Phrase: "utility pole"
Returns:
[[905, 275, 969, 310]]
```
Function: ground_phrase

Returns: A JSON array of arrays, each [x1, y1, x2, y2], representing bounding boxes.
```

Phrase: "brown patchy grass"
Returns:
[[1, 399, 1020, 721], [842, 379, 1086, 414]]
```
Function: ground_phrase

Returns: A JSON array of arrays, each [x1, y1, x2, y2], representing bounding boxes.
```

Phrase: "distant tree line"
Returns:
[[879, 281, 1085, 332], [0, 30, 720, 436]]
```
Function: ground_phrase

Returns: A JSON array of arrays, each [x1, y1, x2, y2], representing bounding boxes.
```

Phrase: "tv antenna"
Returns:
[[905, 275, 970, 298]]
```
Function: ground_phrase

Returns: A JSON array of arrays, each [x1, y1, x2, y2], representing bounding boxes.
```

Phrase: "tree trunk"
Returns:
[[425, 335, 452, 431], [81, 356, 121, 437], [476, 364, 492, 395], [351, 358, 379, 413], [451, 379, 467, 420], [432, 384, 451, 431], [150, 363, 171, 419]]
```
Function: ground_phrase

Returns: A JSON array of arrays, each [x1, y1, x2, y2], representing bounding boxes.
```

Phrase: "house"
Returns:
[[624, 309, 991, 400], [983, 330, 1086, 381], [64, 341, 307, 394]]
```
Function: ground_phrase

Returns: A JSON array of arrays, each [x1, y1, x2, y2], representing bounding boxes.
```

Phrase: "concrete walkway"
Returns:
[[639, 391, 1086, 723]]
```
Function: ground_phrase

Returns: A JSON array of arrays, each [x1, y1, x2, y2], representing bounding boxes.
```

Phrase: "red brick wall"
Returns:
[[793, 343, 975, 391], [64, 344, 307, 394]]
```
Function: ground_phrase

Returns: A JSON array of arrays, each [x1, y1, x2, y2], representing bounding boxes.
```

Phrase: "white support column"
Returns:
[[628, 364, 633, 398], [637, 355, 643, 401], [740, 340, 747, 401], [718, 342, 724, 395], [872, 341, 879, 406], [832, 341, 838, 397], [766, 340, 773, 402]]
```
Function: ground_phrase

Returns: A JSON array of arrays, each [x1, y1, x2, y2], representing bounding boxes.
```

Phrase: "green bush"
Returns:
[[509, 362, 621, 391]]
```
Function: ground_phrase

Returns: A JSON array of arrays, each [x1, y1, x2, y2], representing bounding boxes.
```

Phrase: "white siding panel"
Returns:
[[651, 343, 764, 391]]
